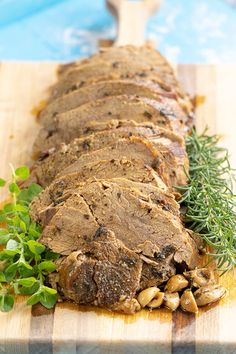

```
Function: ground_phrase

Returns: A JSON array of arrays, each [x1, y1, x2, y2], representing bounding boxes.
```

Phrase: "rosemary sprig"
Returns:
[[178, 129, 236, 271]]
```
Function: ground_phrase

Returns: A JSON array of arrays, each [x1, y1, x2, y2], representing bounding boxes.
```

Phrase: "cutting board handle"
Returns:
[[107, 0, 163, 46]]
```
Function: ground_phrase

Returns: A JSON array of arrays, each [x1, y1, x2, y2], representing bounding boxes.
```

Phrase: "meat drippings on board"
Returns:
[[30, 45, 201, 314]]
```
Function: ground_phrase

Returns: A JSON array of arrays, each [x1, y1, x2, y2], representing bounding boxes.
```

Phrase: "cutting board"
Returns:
[[0, 62, 236, 354]]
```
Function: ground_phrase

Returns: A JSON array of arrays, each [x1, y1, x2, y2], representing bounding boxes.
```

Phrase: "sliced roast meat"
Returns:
[[30, 158, 168, 222], [56, 227, 143, 313], [31, 153, 168, 191], [56, 227, 177, 313], [30, 177, 179, 226], [58, 45, 175, 75], [52, 60, 173, 97], [40, 79, 182, 125], [31, 122, 187, 187], [58, 45, 179, 88], [40, 92, 191, 130], [49, 77, 177, 104], [34, 95, 191, 156], [52, 137, 173, 188], [41, 94, 175, 129], [27, 45, 201, 313], [38, 179, 199, 269], [51, 60, 190, 109]]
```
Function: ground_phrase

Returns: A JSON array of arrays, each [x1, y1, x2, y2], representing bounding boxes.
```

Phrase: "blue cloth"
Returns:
[[0, 0, 235, 62]]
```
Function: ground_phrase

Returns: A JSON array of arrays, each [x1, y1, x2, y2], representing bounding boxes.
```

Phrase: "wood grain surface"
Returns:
[[0, 62, 236, 354]]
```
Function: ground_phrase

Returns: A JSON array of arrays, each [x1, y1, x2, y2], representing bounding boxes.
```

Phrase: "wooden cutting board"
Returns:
[[0, 62, 236, 354]]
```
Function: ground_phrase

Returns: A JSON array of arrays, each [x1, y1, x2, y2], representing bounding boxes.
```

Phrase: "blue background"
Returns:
[[0, 0, 236, 63]]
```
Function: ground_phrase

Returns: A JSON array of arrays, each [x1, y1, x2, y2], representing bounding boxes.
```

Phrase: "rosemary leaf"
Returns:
[[179, 129, 236, 271]]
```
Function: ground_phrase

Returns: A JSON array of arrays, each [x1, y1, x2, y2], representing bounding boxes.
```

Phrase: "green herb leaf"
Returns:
[[4, 263, 18, 280], [0, 178, 6, 187], [0, 249, 20, 259], [16, 282, 39, 295], [0, 165, 59, 312], [15, 166, 30, 181], [18, 183, 42, 204], [19, 220, 27, 233], [19, 261, 33, 271], [9, 183, 20, 195], [27, 292, 41, 306], [0, 230, 11, 245], [28, 223, 41, 239], [39, 292, 58, 309], [0, 294, 14, 312], [0, 272, 6, 283], [38, 261, 56, 273], [14, 204, 28, 213], [27, 240, 45, 255], [179, 129, 236, 271], [41, 285, 57, 295], [3, 203, 14, 213], [16, 277, 37, 287]]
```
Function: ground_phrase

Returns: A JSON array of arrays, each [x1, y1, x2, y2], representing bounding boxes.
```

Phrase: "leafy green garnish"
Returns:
[[179, 129, 236, 272], [0, 165, 59, 312]]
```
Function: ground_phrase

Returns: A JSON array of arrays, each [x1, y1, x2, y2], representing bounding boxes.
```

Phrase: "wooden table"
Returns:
[[0, 62, 235, 354]]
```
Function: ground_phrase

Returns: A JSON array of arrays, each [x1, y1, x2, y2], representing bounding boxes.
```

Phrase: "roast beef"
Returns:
[[40, 94, 191, 136], [31, 122, 188, 187], [52, 60, 174, 96], [56, 45, 192, 111], [30, 158, 168, 222], [51, 136, 175, 188], [56, 227, 176, 313], [28, 45, 201, 313], [39, 179, 199, 269], [57, 227, 143, 313], [58, 45, 179, 83], [30, 176, 179, 226], [51, 60, 189, 108], [48, 78, 177, 104], [57, 46, 186, 101], [40, 92, 190, 129], [34, 95, 191, 155]]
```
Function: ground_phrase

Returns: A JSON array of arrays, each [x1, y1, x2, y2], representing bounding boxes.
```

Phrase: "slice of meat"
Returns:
[[52, 60, 173, 97], [58, 45, 178, 87], [56, 227, 143, 313], [56, 45, 193, 111], [40, 94, 171, 128], [39, 179, 199, 269], [31, 158, 168, 214], [40, 92, 191, 130], [31, 122, 187, 187], [51, 60, 189, 107], [52, 137, 173, 188], [30, 176, 179, 226], [56, 227, 178, 313], [40, 78, 184, 125], [30, 158, 168, 222], [49, 78, 176, 103], [33, 95, 191, 156]]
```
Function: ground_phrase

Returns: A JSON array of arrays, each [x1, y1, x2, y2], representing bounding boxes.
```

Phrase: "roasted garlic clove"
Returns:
[[180, 289, 198, 313], [194, 285, 227, 306], [137, 287, 160, 308], [147, 292, 164, 308], [164, 292, 180, 311], [165, 274, 189, 293], [184, 268, 215, 288]]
